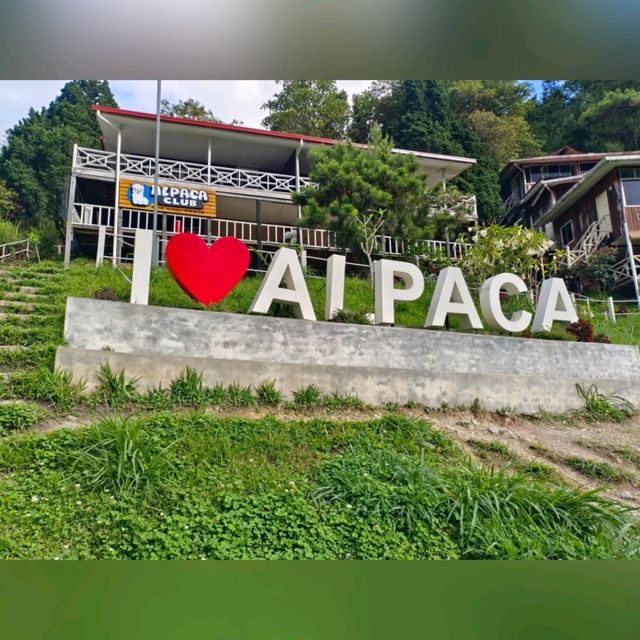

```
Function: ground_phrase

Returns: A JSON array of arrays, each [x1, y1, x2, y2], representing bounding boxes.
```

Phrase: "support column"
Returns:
[[295, 141, 306, 268], [63, 158, 77, 268], [254, 199, 263, 271], [113, 126, 122, 265], [623, 218, 640, 308], [207, 138, 213, 246]]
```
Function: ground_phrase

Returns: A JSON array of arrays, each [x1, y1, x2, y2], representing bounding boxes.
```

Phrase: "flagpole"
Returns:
[[152, 80, 161, 266]]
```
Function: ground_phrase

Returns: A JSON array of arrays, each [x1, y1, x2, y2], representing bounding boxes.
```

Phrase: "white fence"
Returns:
[[72, 203, 469, 260]]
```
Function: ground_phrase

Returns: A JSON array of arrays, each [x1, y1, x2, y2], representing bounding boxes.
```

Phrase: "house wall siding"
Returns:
[[553, 170, 622, 246]]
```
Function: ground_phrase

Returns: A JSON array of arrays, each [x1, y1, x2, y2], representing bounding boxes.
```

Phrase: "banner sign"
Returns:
[[120, 179, 217, 217]]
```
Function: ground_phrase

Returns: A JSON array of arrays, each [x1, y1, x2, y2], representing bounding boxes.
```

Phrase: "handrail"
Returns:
[[0, 238, 38, 262]]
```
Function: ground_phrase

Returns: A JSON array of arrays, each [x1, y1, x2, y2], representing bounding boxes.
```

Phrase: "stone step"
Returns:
[[3, 292, 41, 302], [0, 345, 23, 352], [0, 312, 48, 322], [0, 300, 36, 311], [18, 286, 41, 295]]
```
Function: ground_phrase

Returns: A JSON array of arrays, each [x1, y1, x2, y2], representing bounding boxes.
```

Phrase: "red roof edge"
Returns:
[[91, 105, 340, 146]]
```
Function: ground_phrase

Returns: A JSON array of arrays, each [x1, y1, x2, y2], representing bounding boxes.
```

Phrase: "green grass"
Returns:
[[2, 260, 640, 363], [565, 456, 637, 484], [574, 384, 636, 423], [0, 402, 46, 435], [0, 413, 637, 560]]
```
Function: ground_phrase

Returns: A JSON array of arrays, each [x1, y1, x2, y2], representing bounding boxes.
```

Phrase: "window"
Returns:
[[579, 162, 597, 173], [525, 164, 573, 183], [560, 221, 574, 247], [621, 167, 640, 205]]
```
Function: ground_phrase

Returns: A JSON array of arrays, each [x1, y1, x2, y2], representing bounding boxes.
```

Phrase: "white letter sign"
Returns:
[[425, 267, 483, 330], [531, 277, 578, 332], [374, 259, 425, 325], [479, 273, 532, 333], [249, 247, 316, 320], [324, 254, 346, 320]]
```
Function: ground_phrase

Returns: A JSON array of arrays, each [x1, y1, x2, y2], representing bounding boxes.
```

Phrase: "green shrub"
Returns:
[[255, 380, 283, 406], [329, 309, 371, 325], [95, 364, 139, 409], [9, 368, 86, 411], [575, 384, 636, 423], [70, 416, 179, 498], [293, 384, 323, 407], [207, 383, 227, 406], [323, 391, 365, 410], [137, 385, 173, 411], [0, 219, 19, 246], [0, 402, 44, 434], [470, 397, 483, 415], [170, 368, 209, 406], [226, 382, 255, 407]]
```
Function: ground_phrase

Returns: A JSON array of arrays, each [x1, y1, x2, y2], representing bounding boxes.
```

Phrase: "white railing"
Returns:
[[74, 146, 313, 194], [0, 239, 38, 262], [73, 203, 116, 227], [502, 191, 521, 212], [71, 203, 469, 260], [560, 216, 611, 269]]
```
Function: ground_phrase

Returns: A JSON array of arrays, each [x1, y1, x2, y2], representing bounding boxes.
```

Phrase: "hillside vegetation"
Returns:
[[0, 259, 640, 559]]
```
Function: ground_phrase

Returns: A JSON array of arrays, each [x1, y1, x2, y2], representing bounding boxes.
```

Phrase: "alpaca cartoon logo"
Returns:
[[128, 183, 153, 207]]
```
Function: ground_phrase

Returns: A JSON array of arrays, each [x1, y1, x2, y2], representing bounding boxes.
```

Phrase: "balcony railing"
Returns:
[[71, 203, 469, 260], [73, 146, 313, 195]]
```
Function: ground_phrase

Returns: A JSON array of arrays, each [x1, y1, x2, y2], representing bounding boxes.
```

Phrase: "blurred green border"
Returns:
[[1, 561, 639, 638], [2, 0, 640, 78], [2, 1, 640, 637]]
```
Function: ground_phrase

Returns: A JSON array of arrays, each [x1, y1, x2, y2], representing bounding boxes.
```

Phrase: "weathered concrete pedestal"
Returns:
[[55, 297, 640, 413]]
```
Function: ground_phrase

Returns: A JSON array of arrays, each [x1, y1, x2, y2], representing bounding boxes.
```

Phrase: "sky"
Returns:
[[0, 80, 373, 140], [0, 80, 544, 141]]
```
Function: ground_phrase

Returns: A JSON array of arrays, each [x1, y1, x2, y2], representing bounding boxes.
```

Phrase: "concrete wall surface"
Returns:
[[56, 297, 640, 412]]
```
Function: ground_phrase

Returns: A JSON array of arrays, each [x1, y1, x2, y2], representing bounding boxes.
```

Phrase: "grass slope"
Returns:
[[1, 413, 638, 560], [0, 258, 639, 560]]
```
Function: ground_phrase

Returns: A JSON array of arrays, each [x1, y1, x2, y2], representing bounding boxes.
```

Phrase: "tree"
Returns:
[[528, 80, 640, 152], [467, 111, 542, 166], [0, 180, 20, 221], [448, 80, 535, 118], [0, 80, 117, 230], [348, 80, 522, 222], [580, 89, 640, 151], [293, 127, 429, 281], [261, 81, 350, 139], [160, 98, 222, 122]]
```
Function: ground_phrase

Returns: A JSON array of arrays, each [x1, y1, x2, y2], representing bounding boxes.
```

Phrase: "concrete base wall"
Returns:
[[55, 297, 640, 413]]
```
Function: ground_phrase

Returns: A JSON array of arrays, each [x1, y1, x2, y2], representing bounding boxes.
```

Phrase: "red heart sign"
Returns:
[[165, 234, 250, 305]]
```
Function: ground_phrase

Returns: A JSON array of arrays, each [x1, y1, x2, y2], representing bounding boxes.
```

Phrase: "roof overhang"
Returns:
[[536, 155, 640, 227], [499, 152, 613, 180], [93, 106, 476, 186]]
